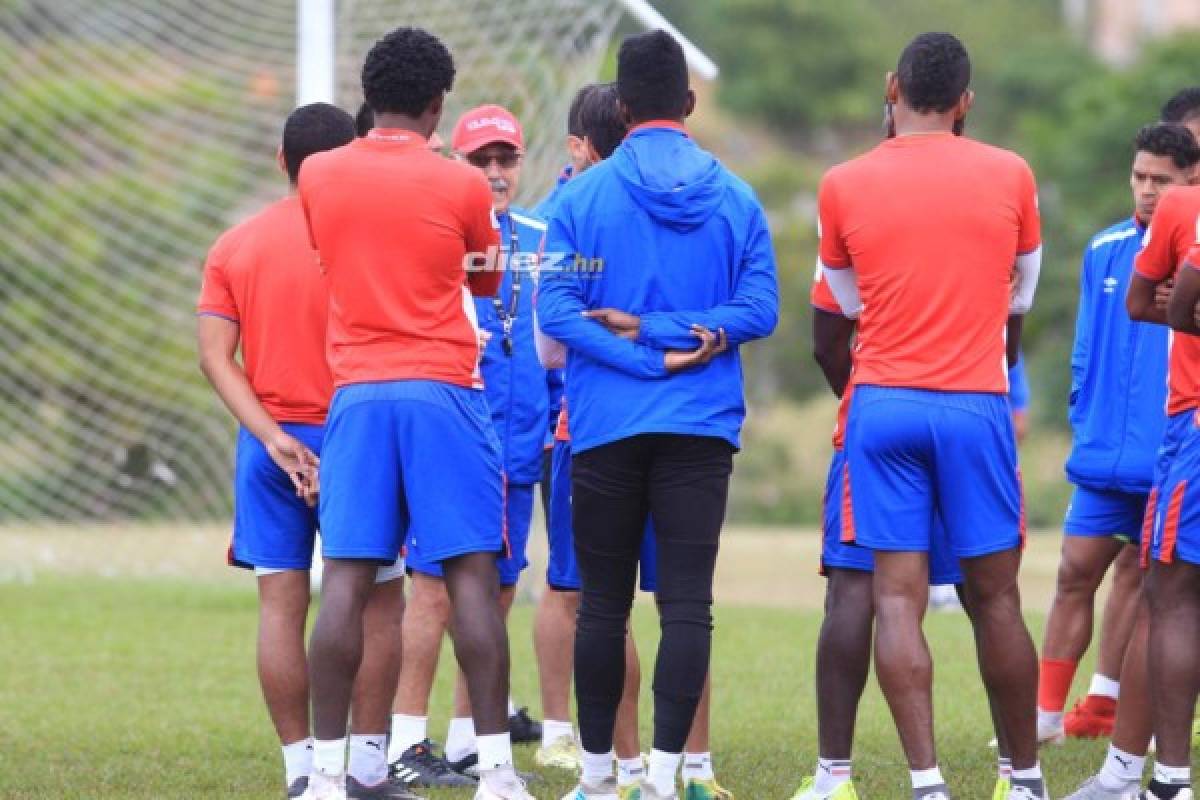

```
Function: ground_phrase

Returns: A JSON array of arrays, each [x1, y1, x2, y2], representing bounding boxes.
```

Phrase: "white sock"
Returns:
[[1153, 763, 1191, 785], [583, 749, 615, 784], [445, 717, 477, 763], [648, 749, 682, 796], [1036, 709, 1063, 731], [388, 713, 428, 760], [617, 756, 644, 787], [813, 758, 852, 794], [313, 737, 347, 778], [282, 738, 313, 786], [508, 697, 518, 717], [911, 766, 945, 789], [542, 719, 574, 749], [1098, 745, 1145, 790], [682, 752, 714, 781], [476, 731, 514, 771], [348, 733, 388, 787], [1088, 673, 1120, 700], [1012, 764, 1043, 782], [997, 757, 1012, 779]]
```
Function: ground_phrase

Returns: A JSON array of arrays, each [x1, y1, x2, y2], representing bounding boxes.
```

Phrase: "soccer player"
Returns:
[[538, 30, 778, 800], [356, 101, 444, 151], [1038, 124, 1196, 746], [385, 103, 548, 788], [298, 28, 533, 800], [1162, 87, 1200, 141], [197, 103, 415, 800], [818, 33, 1044, 800]]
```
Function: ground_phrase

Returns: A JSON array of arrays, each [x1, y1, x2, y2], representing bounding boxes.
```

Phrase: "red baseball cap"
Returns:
[[452, 104, 523, 154]]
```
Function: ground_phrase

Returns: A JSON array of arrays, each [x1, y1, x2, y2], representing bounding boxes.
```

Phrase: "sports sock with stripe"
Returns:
[[682, 752, 713, 782], [813, 758, 851, 794]]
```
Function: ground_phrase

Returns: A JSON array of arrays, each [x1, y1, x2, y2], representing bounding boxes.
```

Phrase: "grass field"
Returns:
[[0, 526, 1121, 799]]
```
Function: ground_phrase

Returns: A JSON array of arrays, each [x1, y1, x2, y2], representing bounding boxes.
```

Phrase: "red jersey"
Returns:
[[298, 131, 501, 388], [811, 268, 853, 449], [197, 195, 331, 424], [818, 133, 1040, 394], [1134, 185, 1200, 415]]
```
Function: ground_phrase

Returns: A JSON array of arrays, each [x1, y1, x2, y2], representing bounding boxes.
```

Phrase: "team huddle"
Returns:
[[194, 21, 1200, 800]]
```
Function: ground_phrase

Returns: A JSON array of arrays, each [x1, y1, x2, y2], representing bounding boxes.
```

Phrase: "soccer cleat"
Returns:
[[683, 778, 734, 800], [511, 707, 544, 745], [789, 777, 860, 799], [1061, 776, 1140, 799], [1065, 695, 1118, 739], [536, 735, 582, 771], [618, 784, 643, 800], [289, 777, 310, 798], [1139, 789, 1193, 800], [992, 778, 1010, 800], [389, 740, 477, 788], [560, 777, 620, 800], [638, 783, 678, 800], [1007, 784, 1048, 800], [914, 793, 950, 800], [474, 776, 539, 800], [300, 777, 348, 800], [1037, 717, 1066, 745], [346, 775, 426, 799]]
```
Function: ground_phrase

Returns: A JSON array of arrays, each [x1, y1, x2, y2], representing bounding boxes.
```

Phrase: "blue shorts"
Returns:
[[408, 483, 533, 587], [546, 438, 658, 592], [822, 448, 963, 584], [1148, 412, 1200, 566], [845, 386, 1023, 559], [230, 423, 324, 570], [319, 380, 505, 566], [1064, 485, 1149, 543]]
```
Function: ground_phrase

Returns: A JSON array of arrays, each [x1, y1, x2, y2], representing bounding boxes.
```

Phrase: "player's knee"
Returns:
[[410, 575, 452, 623], [825, 569, 874, 617], [1056, 550, 1107, 595]]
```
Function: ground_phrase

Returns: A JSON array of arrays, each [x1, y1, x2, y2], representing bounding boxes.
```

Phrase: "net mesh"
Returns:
[[0, 0, 622, 522]]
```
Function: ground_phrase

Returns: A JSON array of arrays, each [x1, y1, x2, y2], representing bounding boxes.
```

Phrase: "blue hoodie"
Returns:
[[535, 167, 573, 444], [475, 206, 550, 485], [537, 124, 779, 454], [1064, 216, 1168, 494]]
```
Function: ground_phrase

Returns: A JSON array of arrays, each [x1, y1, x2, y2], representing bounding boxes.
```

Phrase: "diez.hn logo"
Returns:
[[464, 247, 605, 276]]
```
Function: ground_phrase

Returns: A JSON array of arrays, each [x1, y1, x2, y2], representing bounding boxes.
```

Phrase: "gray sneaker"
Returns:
[[1062, 776, 1139, 800], [346, 775, 426, 800], [559, 777, 620, 800]]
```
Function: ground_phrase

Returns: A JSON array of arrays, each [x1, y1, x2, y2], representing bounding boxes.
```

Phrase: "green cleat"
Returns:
[[993, 778, 1011, 800], [683, 778, 734, 800], [790, 777, 860, 800]]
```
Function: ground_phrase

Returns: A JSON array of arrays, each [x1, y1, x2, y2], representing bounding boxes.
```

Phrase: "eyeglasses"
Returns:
[[466, 150, 522, 169]]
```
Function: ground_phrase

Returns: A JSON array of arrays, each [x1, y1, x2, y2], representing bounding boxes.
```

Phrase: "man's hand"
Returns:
[[1155, 279, 1175, 312], [583, 308, 641, 341], [266, 431, 320, 507], [664, 326, 728, 373]]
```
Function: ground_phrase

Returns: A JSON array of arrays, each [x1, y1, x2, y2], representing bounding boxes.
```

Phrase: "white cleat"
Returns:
[[638, 784, 678, 800], [560, 777, 620, 800], [475, 778, 538, 800], [301, 775, 348, 800], [1007, 784, 1049, 799], [1060, 776, 1139, 799]]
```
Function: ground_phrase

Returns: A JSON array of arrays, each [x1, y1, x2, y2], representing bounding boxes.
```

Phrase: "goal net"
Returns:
[[0, 0, 622, 523]]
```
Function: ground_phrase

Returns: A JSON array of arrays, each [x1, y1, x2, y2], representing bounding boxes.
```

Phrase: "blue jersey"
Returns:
[[474, 206, 551, 484], [1064, 217, 1168, 494]]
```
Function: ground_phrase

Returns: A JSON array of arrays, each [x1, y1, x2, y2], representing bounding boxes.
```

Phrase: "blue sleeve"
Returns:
[[636, 205, 780, 350], [546, 368, 565, 438], [1008, 356, 1030, 411], [1069, 247, 1094, 409], [536, 209, 669, 379]]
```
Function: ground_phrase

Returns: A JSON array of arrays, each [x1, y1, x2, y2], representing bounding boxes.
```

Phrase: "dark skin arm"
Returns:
[[1128, 273, 1169, 325], [1167, 263, 1200, 335], [812, 308, 856, 397], [1006, 315, 1023, 368]]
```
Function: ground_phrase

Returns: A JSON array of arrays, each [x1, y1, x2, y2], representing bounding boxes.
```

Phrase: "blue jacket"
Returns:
[[475, 206, 550, 485], [535, 167, 573, 444], [1064, 216, 1168, 493], [537, 125, 779, 454]]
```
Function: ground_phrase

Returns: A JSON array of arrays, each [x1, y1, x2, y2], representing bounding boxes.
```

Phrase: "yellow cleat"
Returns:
[[535, 735, 582, 771], [683, 778, 734, 800], [993, 777, 1011, 800], [618, 784, 643, 800], [789, 777, 860, 800]]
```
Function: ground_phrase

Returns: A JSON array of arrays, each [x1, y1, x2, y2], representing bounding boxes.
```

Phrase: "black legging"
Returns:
[[571, 433, 733, 755]]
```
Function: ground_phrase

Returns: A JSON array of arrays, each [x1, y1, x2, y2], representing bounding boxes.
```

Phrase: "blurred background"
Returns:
[[2, 0, 1199, 532]]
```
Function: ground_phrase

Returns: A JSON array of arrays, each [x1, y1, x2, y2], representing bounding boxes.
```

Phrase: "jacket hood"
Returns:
[[611, 127, 727, 231]]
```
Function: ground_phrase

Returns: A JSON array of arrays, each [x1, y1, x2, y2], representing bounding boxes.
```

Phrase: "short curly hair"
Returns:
[[1161, 87, 1200, 126], [1135, 122, 1200, 170], [617, 30, 689, 122], [896, 32, 971, 114], [282, 102, 356, 183], [362, 27, 455, 117]]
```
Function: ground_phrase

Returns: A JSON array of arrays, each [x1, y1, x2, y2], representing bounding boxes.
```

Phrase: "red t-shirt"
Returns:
[[197, 195, 331, 424], [811, 269, 853, 449], [818, 133, 1040, 394], [298, 131, 501, 388], [1134, 185, 1200, 415]]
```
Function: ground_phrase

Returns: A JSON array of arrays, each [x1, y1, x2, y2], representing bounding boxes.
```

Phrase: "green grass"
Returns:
[[0, 577, 1113, 799]]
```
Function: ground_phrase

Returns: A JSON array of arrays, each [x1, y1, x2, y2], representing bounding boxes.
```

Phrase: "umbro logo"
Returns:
[[1103, 276, 1119, 295]]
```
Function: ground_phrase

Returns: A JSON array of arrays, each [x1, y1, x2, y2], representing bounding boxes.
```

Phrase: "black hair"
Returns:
[[616, 30, 689, 123], [362, 27, 455, 117], [896, 32, 971, 113], [567, 84, 596, 138], [282, 102, 356, 183], [579, 83, 627, 160], [1161, 87, 1200, 125], [1135, 122, 1200, 170], [355, 101, 373, 137]]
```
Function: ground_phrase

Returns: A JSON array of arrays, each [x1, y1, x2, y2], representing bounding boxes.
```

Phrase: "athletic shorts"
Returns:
[[822, 447, 963, 584], [1142, 411, 1195, 563], [546, 438, 657, 592], [845, 386, 1023, 559], [1063, 485, 1149, 544], [319, 380, 505, 567], [1147, 412, 1200, 566], [408, 483, 533, 587]]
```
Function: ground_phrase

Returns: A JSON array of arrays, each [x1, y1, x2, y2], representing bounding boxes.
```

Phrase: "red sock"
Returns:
[[1038, 657, 1078, 712]]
